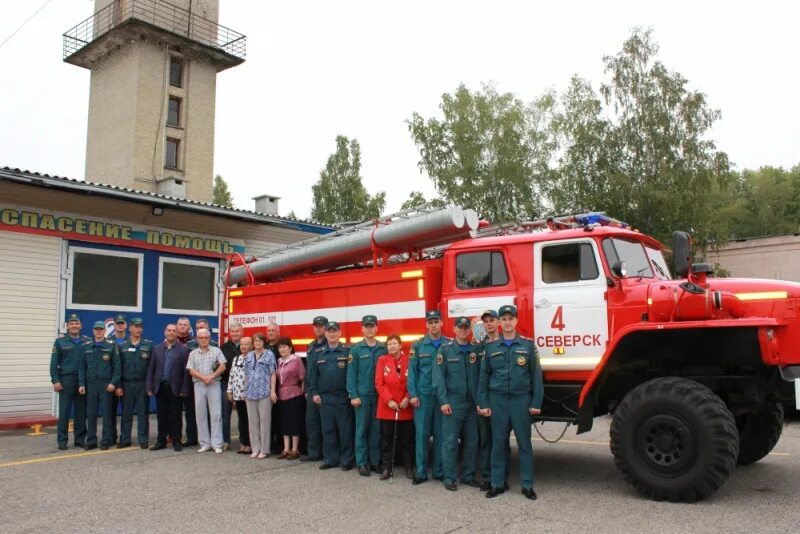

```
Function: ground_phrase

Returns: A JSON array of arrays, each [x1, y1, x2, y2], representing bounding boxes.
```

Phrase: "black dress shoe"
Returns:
[[173, 444, 183, 452], [444, 482, 457, 491], [85, 443, 97, 451], [522, 488, 538, 500], [379, 469, 391, 481], [480, 480, 491, 492], [181, 441, 198, 447], [405, 467, 415, 480], [100, 444, 109, 450], [300, 456, 322, 462], [150, 443, 167, 451], [139, 444, 148, 450], [358, 465, 370, 476], [74, 443, 85, 448], [117, 442, 131, 449], [341, 464, 353, 472], [433, 475, 444, 481], [485, 487, 506, 498], [463, 480, 482, 488], [57, 443, 68, 450], [319, 463, 338, 470], [412, 476, 428, 485], [370, 464, 381, 473]]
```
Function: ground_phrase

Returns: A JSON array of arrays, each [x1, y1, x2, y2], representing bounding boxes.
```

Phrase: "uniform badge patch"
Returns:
[[141, 352, 150, 359], [469, 352, 477, 364], [409, 349, 415, 359], [337, 361, 345, 369], [436, 354, 443, 365], [102, 354, 110, 361], [517, 356, 527, 366], [347, 354, 353, 363], [384, 366, 390, 375]]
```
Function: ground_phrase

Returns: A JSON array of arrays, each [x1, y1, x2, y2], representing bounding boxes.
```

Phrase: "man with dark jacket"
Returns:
[[147, 323, 191, 451], [219, 322, 243, 450], [176, 316, 198, 446]]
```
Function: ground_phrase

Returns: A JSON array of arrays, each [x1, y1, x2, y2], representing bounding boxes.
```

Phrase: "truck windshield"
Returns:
[[645, 246, 671, 280], [602, 238, 653, 278]]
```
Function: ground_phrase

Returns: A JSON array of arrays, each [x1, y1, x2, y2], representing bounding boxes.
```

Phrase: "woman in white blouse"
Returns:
[[227, 337, 252, 454]]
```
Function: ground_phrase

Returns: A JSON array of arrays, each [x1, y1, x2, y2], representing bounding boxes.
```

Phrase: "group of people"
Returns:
[[50, 304, 543, 500]]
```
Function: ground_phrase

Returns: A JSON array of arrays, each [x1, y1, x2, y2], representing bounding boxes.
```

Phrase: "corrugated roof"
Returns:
[[0, 167, 334, 234]]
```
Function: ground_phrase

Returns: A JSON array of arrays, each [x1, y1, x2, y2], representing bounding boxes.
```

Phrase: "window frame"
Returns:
[[539, 240, 601, 286], [67, 246, 143, 312], [167, 96, 181, 127], [454, 250, 510, 290], [165, 137, 179, 169], [169, 57, 183, 88], [157, 256, 220, 315]]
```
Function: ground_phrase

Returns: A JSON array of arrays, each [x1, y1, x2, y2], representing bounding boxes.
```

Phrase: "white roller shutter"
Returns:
[[0, 231, 61, 415]]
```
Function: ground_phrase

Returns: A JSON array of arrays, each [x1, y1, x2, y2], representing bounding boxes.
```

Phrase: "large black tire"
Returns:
[[736, 402, 784, 465], [609, 377, 739, 502]]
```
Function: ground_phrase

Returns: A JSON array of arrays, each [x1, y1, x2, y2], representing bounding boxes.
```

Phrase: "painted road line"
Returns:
[[0, 446, 137, 468]]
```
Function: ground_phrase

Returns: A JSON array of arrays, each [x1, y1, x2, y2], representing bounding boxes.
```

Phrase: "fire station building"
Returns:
[[0, 167, 331, 420]]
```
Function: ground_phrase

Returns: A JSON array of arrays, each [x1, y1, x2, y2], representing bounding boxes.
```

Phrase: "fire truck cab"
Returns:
[[224, 209, 799, 502]]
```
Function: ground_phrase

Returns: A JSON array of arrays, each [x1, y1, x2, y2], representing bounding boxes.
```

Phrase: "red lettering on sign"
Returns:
[[550, 306, 566, 331]]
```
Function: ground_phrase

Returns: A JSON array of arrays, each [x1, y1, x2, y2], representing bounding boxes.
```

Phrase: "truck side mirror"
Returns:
[[672, 231, 691, 278], [611, 261, 627, 278]]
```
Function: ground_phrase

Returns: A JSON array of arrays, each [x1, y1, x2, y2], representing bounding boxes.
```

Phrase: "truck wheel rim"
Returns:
[[636, 414, 693, 474]]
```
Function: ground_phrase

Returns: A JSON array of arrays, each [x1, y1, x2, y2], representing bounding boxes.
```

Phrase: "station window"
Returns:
[[456, 251, 509, 289], [541, 242, 599, 283], [165, 138, 179, 169], [158, 257, 219, 314], [68, 247, 143, 311], [169, 57, 183, 87], [167, 97, 181, 127]]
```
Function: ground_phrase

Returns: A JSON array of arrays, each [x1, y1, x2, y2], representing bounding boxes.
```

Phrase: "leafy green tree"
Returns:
[[400, 191, 446, 210], [720, 166, 800, 238], [407, 83, 554, 222], [596, 28, 731, 245], [212, 174, 234, 208], [311, 136, 386, 224]]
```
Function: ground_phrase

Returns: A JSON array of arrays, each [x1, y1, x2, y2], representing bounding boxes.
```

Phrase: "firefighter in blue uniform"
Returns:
[[80, 322, 121, 450], [301, 316, 328, 462], [346, 315, 386, 476], [432, 316, 481, 491], [408, 310, 449, 484], [106, 313, 128, 445], [50, 313, 90, 450], [308, 321, 355, 470], [478, 305, 544, 500], [118, 318, 154, 449]]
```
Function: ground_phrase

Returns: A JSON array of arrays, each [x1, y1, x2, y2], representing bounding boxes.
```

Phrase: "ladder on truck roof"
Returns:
[[474, 211, 629, 238]]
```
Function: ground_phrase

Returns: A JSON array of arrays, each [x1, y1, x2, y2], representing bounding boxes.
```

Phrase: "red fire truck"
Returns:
[[222, 208, 799, 502]]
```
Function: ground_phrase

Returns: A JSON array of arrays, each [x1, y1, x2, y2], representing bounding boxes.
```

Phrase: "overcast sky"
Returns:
[[1, 1, 798, 220]]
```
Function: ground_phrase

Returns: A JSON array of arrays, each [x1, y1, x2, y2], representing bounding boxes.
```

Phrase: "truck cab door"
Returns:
[[533, 239, 608, 372]]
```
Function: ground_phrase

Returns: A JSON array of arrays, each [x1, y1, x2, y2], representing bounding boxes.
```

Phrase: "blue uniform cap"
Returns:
[[92, 321, 106, 329], [480, 309, 498, 319], [113, 314, 127, 324], [130, 317, 144, 326], [425, 310, 442, 321], [66, 312, 81, 323], [325, 321, 341, 331], [361, 315, 378, 326], [312, 316, 329, 326], [498, 305, 517, 317], [454, 316, 471, 328]]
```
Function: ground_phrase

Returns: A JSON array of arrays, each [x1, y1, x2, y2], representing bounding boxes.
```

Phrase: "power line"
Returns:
[[0, 0, 56, 52]]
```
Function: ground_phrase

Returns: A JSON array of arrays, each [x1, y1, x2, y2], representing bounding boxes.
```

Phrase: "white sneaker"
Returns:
[[197, 446, 211, 453], [213, 447, 223, 454]]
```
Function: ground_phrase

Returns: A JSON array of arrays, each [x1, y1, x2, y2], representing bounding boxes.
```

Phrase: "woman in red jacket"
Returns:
[[374, 334, 415, 481]]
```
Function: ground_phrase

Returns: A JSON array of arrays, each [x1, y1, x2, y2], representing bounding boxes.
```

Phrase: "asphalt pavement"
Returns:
[[0, 414, 798, 533]]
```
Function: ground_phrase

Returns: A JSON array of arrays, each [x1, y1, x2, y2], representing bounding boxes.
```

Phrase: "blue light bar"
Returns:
[[574, 213, 629, 229]]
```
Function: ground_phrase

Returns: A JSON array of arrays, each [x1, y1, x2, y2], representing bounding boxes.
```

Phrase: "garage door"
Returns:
[[0, 231, 61, 415]]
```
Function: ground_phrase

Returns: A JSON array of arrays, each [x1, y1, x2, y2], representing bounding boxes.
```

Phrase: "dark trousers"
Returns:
[[220, 380, 232, 444], [183, 393, 197, 444], [270, 400, 281, 453], [305, 396, 322, 458], [155, 384, 182, 446], [489, 392, 535, 490], [478, 413, 510, 479], [57, 375, 86, 446], [319, 396, 354, 467], [86, 383, 114, 446], [235, 400, 250, 447], [121, 380, 149, 446], [380, 418, 414, 473]]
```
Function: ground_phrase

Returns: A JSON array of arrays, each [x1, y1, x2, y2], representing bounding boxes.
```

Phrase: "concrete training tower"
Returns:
[[63, 0, 246, 202]]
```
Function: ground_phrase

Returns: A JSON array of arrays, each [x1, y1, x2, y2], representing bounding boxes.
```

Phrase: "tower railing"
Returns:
[[63, 0, 246, 60]]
